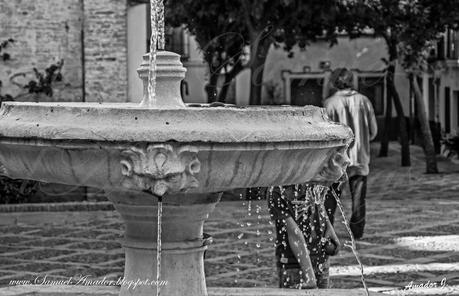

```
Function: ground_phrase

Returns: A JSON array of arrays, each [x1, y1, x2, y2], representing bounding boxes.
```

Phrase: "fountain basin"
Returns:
[[0, 102, 352, 195]]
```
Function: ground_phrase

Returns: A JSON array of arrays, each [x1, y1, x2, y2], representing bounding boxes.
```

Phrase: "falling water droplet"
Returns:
[[237, 233, 244, 239]]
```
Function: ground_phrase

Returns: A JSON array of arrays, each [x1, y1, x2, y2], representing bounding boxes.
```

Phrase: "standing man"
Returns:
[[323, 68, 378, 239]]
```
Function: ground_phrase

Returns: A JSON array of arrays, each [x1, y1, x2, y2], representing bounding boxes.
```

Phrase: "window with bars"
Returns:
[[436, 29, 458, 60]]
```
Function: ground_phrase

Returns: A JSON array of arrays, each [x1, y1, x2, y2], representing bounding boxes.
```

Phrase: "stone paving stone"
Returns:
[[0, 143, 457, 295]]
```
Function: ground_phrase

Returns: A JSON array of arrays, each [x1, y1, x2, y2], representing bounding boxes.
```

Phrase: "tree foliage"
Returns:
[[0, 39, 15, 104], [166, 0, 248, 102], [23, 60, 64, 98], [166, 0, 343, 104]]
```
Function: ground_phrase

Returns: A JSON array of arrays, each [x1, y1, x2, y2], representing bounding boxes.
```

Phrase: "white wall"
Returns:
[[127, 4, 147, 103], [262, 37, 387, 103], [235, 69, 251, 106]]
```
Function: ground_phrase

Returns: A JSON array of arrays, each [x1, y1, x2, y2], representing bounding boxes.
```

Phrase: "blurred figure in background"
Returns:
[[323, 68, 378, 239]]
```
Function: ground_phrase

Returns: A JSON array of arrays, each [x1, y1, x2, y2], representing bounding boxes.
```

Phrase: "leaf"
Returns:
[[2, 53, 10, 61]]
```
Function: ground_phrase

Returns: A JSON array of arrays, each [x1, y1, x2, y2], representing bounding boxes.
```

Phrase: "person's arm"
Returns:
[[284, 216, 317, 288], [323, 100, 339, 123], [324, 216, 340, 256], [367, 100, 378, 140]]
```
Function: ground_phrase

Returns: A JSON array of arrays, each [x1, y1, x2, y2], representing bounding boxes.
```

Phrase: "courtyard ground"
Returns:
[[0, 142, 458, 295]]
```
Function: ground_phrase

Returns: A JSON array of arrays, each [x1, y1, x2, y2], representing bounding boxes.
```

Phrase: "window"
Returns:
[[446, 29, 457, 59], [455, 91, 459, 129], [445, 87, 450, 133], [281, 70, 328, 107], [437, 29, 458, 60], [428, 77, 435, 121], [357, 76, 385, 116], [290, 78, 324, 107], [164, 27, 190, 60]]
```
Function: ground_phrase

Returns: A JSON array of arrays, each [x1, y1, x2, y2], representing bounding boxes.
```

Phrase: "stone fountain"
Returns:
[[0, 5, 368, 295], [0, 51, 354, 296]]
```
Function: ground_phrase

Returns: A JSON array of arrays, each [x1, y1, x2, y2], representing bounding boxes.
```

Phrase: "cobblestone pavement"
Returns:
[[0, 143, 458, 295]]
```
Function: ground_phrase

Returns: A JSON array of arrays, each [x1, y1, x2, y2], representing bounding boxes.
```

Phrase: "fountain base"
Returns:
[[107, 191, 221, 296]]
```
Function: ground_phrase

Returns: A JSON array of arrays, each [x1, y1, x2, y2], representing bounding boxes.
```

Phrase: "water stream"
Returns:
[[156, 196, 163, 296], [147, 1, 166, 295], [330, 185, 370, 296], [144, 0, 166, 108], [145, 0, 158, 107], [156, 0, 165, 50]]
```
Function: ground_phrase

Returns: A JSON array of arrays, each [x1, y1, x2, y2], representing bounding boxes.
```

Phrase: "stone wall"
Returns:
[[0, 0, 84, 102], [0, 0, 129, 103], [83, 0, 128, 102]]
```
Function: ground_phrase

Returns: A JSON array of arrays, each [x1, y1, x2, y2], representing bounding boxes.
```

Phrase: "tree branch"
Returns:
[[241, 0, 255, 34]]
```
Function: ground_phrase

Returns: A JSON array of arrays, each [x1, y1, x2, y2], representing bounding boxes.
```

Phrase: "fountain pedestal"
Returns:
[[108, 191, 221, 296]]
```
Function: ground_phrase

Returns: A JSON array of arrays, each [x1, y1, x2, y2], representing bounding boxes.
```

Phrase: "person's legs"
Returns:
[[349, 175, 367, 239], [278, 266, 303, 288], [315, 259, 330, 289]]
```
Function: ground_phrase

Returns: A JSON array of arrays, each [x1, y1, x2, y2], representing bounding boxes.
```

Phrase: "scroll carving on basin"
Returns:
[[120, 144, 201, 196]]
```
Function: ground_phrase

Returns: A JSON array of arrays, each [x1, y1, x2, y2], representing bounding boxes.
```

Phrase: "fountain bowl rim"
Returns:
[[0, 101, 354, 146]]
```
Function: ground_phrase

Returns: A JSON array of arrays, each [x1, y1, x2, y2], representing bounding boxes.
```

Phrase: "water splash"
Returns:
[[255, 189, 263, 271], [330, 187, 370, 296]]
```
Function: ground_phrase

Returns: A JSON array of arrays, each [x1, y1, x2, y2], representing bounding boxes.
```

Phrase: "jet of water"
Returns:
[[142, 0, 166, 108], [145, 1, 166, 294], [330, 187, 370, 296], [156, 0, 165, 50], [156, 196, 163, 296]]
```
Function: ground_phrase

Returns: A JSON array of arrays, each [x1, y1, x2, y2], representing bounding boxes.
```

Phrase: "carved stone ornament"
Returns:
[[313, 145, 350, 184], [120, 144, 201, 196]]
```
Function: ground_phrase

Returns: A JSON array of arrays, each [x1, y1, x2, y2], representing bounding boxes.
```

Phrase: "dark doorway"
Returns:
[[357, 76, 385, 116], [445, 87, 451, 133], [290, 78, 324, 107]]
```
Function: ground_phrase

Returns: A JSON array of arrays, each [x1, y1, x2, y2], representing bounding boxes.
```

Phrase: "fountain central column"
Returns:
[[107, 191, 221, 296]]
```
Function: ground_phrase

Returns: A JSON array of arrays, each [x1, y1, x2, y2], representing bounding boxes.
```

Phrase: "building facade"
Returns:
[[1, 0, 130, 103]]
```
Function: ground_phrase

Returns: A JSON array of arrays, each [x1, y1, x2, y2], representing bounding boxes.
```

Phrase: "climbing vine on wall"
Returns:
[[0, 38, 15, 104]]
